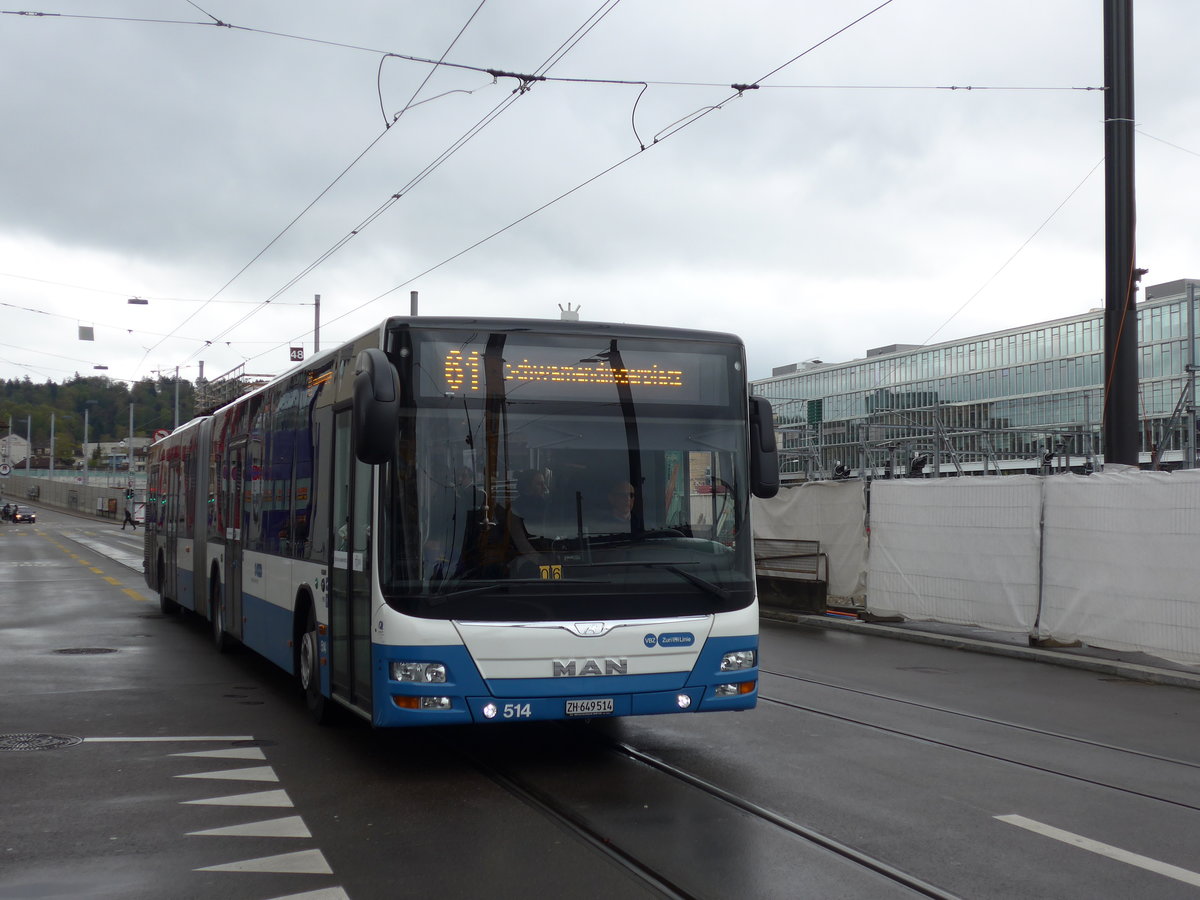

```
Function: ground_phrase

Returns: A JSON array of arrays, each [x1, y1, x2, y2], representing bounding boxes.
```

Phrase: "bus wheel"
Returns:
[[300, 607, 330, 724], [211, 582, 229, 654], [157, 557, 177, 616]]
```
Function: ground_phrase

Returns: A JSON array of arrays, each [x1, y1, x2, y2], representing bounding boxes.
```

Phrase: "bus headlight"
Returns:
[[719, 650, 756, 672], [390, 661, 447, 683], [714, 681, 756, 697]]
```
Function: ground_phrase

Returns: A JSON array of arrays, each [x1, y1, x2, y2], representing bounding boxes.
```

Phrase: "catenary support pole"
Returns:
[[1101, 0, 1142, 467]]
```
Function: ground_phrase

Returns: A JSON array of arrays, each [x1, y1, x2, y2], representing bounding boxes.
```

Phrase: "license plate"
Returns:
[[565, 698, 614, 717]]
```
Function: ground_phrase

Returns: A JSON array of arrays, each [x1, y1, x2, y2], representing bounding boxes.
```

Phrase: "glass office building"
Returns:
[[752, 279, 1200, 480]]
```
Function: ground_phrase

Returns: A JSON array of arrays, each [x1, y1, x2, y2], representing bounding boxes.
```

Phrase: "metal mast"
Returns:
[[1101, 0, 1142, 466]]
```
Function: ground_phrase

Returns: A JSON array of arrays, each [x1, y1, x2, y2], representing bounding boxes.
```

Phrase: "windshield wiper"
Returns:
[[427, 578, 606, 607], [580, 560, 730, 601]]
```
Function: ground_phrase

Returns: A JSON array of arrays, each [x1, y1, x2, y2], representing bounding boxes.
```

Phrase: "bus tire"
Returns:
[[300, 606, 331, 724], [210, 579, 230, 654], [157, 554, 178, 616]]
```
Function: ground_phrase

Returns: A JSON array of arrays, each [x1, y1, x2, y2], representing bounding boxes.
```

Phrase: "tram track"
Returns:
[[761, 669, 1200, 770], [468, 749, 698, 900], [759, 669, 1200, 813], [451, 723, 962, 900], [595, 733, 963, 900]]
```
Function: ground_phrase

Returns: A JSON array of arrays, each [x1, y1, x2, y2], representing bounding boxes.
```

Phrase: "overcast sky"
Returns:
[[1, 0, 1197, 391]]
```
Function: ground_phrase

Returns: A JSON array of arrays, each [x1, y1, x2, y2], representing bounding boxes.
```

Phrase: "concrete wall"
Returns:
[[1, 472, 130, 521]]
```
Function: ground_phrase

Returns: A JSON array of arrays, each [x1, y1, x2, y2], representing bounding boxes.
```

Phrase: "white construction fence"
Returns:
[[753, 470, 1200, 667]]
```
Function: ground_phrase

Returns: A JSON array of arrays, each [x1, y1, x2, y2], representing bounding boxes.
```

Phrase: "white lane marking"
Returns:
[[266, 890, 352, 900], [183, 789, 294, 808], [996, 815, 1200, 888], [84, 736, 254, 743], [176, 765, 280, 783], [196, 849, 333, 874], [172, 747, 267, 760], [69, 535, 143, 570], [188, 816, 312, 839]]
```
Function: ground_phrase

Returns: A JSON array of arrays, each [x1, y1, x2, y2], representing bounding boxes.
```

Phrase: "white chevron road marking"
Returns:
[[187, 815, 312, 838], [172, 747, 267, 760], [182, 788, 294, 807], [176, 765, 280, 782], [196, 849, 333, 874]]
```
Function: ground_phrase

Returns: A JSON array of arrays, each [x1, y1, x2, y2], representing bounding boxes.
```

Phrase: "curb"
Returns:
[[762, 608, 1200, 691]]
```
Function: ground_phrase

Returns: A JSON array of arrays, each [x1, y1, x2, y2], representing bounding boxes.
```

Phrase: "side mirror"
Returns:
[[353, 348, 400, 465], [748, 395, 779, 499]]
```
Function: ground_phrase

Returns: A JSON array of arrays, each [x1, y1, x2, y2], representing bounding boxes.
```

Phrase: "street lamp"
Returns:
[[50, 413, 72, 481], [82, 400, 98, 485]]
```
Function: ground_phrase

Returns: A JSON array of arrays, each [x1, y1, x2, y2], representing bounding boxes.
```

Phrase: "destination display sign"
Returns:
[[416, 335, 732, 407], [444, 350, 683, 392]]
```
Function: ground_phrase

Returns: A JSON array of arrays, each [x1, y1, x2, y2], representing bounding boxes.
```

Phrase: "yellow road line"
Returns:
[[40, 532, 146, 602]]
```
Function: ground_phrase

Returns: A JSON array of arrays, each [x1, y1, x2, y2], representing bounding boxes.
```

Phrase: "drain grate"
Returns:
[[53, 648, 118, 655], [0, 733, 83, 751]]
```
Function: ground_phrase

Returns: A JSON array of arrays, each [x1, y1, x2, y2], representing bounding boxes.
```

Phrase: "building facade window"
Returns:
[[754, 280, 1199, 478]]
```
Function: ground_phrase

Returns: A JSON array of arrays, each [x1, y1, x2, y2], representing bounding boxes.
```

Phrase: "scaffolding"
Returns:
[[194, 363, 273, 416]]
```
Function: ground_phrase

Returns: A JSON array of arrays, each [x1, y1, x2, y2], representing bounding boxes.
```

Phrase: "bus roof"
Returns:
[[379, 316, 745, 347]]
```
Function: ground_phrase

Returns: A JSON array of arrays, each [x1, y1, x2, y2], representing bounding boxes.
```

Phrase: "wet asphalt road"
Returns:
[[3, 506, 1200, 899]]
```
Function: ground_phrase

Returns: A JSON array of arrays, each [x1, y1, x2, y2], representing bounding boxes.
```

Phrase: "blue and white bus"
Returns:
[[144, 317, 778, 726]]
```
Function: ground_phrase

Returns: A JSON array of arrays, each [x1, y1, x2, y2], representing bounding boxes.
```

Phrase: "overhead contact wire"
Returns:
[[264, 0, 896, 354]]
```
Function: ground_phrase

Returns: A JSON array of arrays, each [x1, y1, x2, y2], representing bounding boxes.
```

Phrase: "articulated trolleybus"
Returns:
[[145, 317, 778, 727]]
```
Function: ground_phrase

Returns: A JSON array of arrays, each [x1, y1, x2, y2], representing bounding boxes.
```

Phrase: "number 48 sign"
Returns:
[[289, 347, 304, 362]]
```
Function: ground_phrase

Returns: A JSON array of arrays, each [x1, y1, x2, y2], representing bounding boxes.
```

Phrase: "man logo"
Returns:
[[574, 622, 605, 636], [552, 658, 628, 677]]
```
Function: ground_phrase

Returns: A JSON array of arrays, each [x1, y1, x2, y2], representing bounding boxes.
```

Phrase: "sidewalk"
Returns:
[[762, 607, 1200, 691]]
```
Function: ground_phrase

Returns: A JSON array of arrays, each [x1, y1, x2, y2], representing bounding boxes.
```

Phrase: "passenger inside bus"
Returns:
[[598, 479, 635, 529], [509, 468, 550, 534]]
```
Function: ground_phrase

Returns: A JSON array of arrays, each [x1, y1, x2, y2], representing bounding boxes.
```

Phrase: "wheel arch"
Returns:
[[292, 586, 317, 677], [155, 549, 167, 596], [207, 560, 223, 619]]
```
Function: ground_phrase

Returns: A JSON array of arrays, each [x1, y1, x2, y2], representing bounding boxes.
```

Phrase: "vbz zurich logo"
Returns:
[[644, 634, 657, 648]]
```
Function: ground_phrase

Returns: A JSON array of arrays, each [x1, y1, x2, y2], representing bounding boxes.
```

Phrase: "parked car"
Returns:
[[10, 506, 36, 524]]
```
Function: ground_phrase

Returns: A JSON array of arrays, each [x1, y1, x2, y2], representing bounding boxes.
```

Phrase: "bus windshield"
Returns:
[[379, 328, 755, 621]]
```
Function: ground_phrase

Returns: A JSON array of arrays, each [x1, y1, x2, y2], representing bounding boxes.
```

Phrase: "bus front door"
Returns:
[[330, 409, 374, 717]]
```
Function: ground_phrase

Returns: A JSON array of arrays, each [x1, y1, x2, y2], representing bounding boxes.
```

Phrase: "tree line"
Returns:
[[0, 374, 196, 456]]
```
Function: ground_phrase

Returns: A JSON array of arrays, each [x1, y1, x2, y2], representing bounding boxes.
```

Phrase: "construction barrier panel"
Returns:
[[753, 480, 867, 603], [866, 477, 1044, 632], [1040, 469, 1200, 666]]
